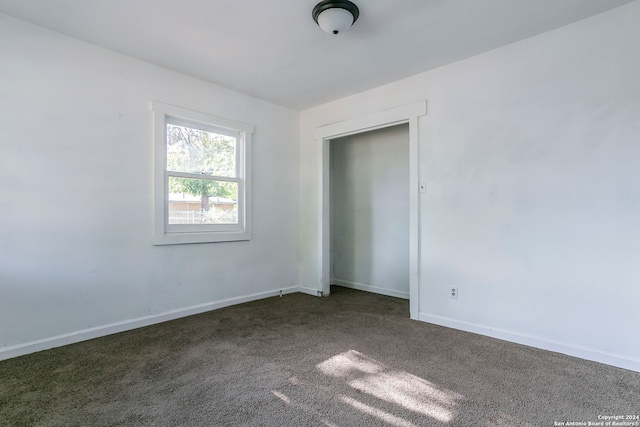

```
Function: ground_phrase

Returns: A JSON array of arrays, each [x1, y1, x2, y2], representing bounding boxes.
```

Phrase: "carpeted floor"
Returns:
[[1, 286, 638, 426]]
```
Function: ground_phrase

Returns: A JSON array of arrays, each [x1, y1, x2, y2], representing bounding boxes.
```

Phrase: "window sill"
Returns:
[[153, 229, 251, 245]]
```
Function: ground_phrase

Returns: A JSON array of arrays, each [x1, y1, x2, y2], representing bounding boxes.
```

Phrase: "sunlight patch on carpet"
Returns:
[[339, 395, 418, 427], [318, 350, 462, 423], [271, 390, 291, 404]]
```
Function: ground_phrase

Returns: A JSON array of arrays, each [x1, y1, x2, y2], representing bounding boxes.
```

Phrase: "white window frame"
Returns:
[[152, 101, 253, 245]]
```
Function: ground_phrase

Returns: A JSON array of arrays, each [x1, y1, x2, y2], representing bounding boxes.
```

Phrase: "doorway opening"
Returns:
[[313, 101, 426, 319], [330, 124, 410, 300]]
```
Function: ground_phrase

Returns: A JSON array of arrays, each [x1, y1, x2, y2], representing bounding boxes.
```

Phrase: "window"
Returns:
[[152, 102, 253, 244]]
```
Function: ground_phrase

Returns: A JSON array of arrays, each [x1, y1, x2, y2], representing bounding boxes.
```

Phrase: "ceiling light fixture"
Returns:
[[312, 0, 359, 35]]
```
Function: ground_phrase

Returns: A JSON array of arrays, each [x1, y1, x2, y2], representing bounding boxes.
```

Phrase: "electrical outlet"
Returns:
[[450, 287, 458, 299]]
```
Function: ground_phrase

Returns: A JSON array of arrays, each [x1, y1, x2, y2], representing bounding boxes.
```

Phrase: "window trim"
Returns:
[[152, 101, 253, 245]]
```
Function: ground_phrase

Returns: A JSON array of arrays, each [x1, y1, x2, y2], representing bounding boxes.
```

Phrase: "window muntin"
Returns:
[[152, 102, 252, 245]]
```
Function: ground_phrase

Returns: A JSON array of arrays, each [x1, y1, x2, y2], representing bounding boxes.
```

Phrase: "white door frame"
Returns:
[[312, 101, 426, 319]]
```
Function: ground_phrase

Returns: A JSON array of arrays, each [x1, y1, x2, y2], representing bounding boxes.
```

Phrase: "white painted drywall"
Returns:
[[330, 125, 410, 299], [0, 14, 299, 355], [300, 2, 640, 371]]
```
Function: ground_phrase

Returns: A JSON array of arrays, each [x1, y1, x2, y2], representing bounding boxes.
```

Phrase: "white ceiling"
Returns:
[[0, 0, 634, 110]]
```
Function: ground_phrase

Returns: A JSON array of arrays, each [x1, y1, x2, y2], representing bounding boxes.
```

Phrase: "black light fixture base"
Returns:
[[312, 0, 360, 27]]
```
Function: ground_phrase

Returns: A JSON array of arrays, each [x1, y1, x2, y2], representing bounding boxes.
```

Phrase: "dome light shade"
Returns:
[[312, 0, 359, 35], [317, 8, 354, 35]]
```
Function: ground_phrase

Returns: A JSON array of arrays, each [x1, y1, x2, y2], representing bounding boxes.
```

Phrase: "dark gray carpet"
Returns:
[[1, 286, 638, 426]]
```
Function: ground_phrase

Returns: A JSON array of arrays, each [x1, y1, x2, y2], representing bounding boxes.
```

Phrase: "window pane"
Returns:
[[168, 177, 237, 225], [166, 123, 236, 177]]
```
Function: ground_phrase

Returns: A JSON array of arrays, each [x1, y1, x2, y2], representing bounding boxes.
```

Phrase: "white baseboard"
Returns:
[[333, 279, 409, 300], [419, 313, 640, 373], [299, 286, 324, 297], [0, 286, 299, 361]]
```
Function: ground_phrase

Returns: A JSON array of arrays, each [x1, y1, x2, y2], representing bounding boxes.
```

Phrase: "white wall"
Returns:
[[0, 14, 299, 357], [331, 125, 410, 299], [300, 2, 640, 371]]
